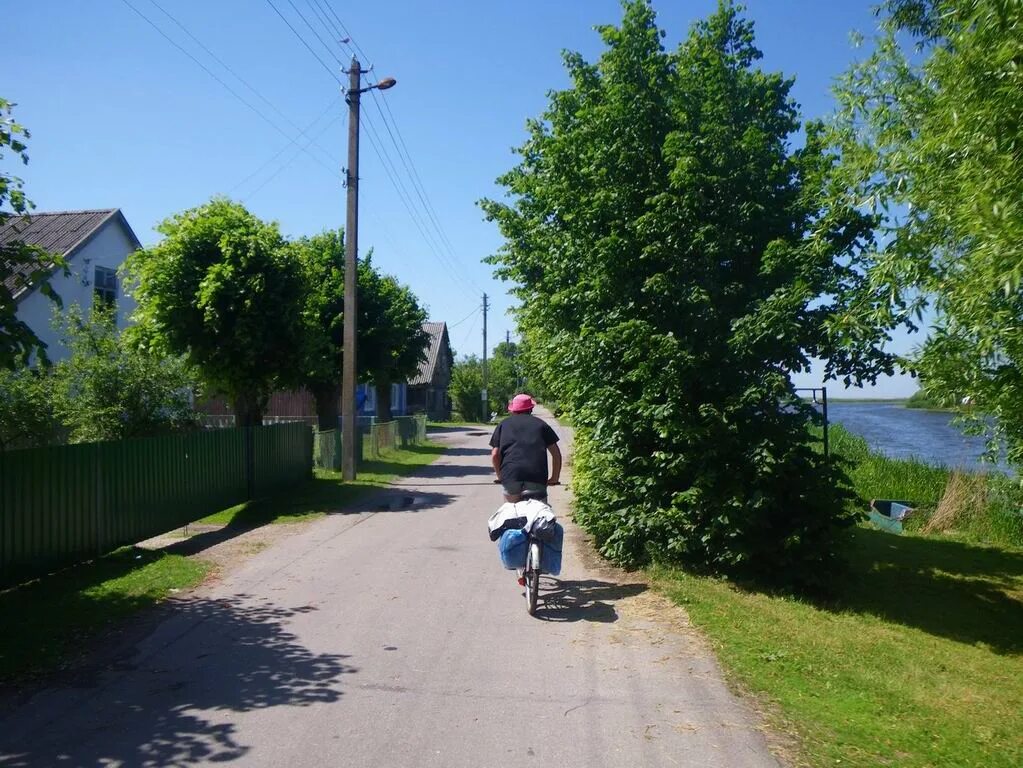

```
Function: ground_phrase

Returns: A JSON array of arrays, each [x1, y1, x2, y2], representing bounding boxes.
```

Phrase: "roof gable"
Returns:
[[1, 209, 141, 302], [410, 321, 451, 386]]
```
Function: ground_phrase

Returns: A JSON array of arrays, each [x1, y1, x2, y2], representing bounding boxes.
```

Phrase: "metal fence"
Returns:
[[314, 415, 427, 469], [0, 423, 312, 586], [362, 415, 428, 460]]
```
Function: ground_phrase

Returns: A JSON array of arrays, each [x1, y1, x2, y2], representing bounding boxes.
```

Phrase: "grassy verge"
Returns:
[[652, 425, 1023, 767], [201, 441, 446, 526], [0, 548, 210, 686]]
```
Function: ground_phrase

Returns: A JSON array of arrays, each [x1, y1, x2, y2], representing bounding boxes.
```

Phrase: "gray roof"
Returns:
[[1, 209, 141, 302], [410, 321, 451, 386]]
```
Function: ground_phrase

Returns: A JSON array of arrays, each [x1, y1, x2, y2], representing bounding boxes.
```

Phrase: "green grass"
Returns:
[[201, 441, 446, 526], [648, 423, 1023, 766], [653, 528, 1023, 768], [828, 424, 1023, 549], [830, 424, 952, 507], [0, 547, 210, 685]]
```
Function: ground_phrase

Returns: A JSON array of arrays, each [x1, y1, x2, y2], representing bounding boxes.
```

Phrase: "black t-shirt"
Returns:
[[489, 413, 559, 484]]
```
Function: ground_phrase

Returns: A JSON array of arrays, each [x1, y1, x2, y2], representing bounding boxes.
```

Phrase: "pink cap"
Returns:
[[508, 394, 536, 413]]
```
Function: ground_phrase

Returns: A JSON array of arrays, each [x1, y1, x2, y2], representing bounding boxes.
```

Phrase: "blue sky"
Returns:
[[5, 0, 918, 397]]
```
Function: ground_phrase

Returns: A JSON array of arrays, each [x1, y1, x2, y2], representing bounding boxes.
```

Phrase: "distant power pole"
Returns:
[[482, 293, 489, 417], [506, 330, 510, 345], [340, 58, 396, 482]]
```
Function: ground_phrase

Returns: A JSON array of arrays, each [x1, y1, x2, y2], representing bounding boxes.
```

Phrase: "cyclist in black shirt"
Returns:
[[489, 394, 561, 502]]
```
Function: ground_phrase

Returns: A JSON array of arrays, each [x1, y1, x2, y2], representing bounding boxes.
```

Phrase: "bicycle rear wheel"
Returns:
[[526, 541, 541, 615]]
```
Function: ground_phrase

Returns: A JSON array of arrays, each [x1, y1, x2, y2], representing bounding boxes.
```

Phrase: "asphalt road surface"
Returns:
[[0, 410, 780, 767]]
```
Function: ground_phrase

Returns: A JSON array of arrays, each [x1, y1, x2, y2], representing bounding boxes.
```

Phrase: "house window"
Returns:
[[94, 266, 117, 308]]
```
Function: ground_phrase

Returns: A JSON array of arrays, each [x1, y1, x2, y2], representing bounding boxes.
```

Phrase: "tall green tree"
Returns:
[[487, 341, 522, 415], [125, 198, 306, 426], [359, 267, 430, 420], [293, 230, 430, 427], [831, 0, 1023, 466], [1, 97, 66, 368], [449, 355, 485, 422], [482, 1, 890, 588]]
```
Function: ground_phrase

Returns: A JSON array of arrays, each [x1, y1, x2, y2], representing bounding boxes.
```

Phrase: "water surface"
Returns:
[[824, 401, 1007, 473]]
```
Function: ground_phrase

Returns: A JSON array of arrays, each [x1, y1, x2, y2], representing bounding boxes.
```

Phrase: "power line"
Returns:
[[321, 0, 372, 63], [360, 110, 478, 295], [229, 97, 342, 196], [460, 310, 481, 353], [242, 111, 344, 201], [286, 0, 484, 295], [367, 90, 477, 287], [146, 0, 340, 168], [120, 0, 342, 183], [448, 305, 482, 329], [306, 0, 357, 59], [284, 0, 345, 67], [264, 0, 342, 83]]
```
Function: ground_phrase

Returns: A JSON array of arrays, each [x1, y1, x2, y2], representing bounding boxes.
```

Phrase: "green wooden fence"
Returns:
[[0, 423, 312, 586]]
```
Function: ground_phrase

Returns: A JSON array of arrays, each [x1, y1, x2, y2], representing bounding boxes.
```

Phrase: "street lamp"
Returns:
[[341, 59, 396, 481]]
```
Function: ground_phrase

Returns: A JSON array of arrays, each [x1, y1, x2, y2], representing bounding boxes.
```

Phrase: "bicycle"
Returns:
[[511, 485, 558, 616]]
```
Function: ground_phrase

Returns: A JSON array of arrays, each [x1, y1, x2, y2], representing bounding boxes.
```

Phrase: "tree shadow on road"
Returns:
[[0, 594, 355, 767], [536, 578, 647, 623]]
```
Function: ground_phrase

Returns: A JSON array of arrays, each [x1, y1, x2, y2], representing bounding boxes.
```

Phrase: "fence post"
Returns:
[[822, 386, 830, 461], [244, 425, 255, 500]]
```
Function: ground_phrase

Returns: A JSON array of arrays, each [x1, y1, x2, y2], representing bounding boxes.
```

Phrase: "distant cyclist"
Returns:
[[490, 394, 561, 502]]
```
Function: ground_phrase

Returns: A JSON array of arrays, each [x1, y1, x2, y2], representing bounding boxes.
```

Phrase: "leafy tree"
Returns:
[[0, 365, 60, 450], [481, 1, 891, 588], [293, 230, 430, 426], [50, 305, 197, 443], [487, 341, 522, 415], [125, 198, 306, 427], [830, 0, 1023, 466], [359, 267, 430, 420], [1, 97, 66, 368], [449, 356, 485, 422]]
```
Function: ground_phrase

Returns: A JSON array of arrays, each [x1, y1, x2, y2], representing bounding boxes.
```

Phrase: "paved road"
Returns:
[[0, 411, 780, 767]]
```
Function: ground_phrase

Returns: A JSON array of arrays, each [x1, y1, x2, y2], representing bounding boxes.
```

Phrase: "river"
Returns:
[[823, 401, 1008, 473]]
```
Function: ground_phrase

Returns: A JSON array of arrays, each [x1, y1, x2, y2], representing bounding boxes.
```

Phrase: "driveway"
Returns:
[[0, 411, 780, 767]]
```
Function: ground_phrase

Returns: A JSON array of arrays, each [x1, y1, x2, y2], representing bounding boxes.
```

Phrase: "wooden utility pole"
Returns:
[[339, 61, 396, 480], [341, 58, 363, 482], [482, 293, 489, 418]]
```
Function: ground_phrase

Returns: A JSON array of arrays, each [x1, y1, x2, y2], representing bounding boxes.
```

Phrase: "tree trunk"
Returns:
[[313, 384, 341, 431], [375, 381, 392, 421], [232, 391, 265, 428]]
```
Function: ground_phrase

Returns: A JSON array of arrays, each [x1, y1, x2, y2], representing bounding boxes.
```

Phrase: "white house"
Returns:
[[1, 209, 142, 363]]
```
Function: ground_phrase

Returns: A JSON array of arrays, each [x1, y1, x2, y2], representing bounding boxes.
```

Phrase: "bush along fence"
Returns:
[[314, 414, 428, 469], [0, 423, 312, 587]]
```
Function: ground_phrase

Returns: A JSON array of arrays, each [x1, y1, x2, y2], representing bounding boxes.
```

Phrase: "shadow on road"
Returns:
[[0, 595, 355, 767], [537, 578, 647, 623]]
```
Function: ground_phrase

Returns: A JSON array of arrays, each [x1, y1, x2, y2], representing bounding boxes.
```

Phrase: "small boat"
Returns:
[[868, 499, 916, 534]]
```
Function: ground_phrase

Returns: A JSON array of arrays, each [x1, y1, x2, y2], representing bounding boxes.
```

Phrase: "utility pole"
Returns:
[[482, 293, 489, 419], [506, 330, 510, 345], [340, 58, 396, 481], [340, 59, 362, 482]]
